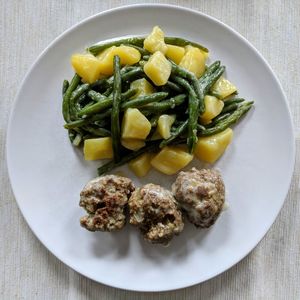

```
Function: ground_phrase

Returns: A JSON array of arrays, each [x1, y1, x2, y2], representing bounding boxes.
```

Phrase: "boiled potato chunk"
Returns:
[[165, 44, 185, 64], [144, 51, 171, 86], [97, 45, 141, 76], [200, 95, 224, 124], [151, 146, 193, 175], [83, 137, 113, 160], [121, 138, 145, 151], [211, 76, 237, 99], [130, 78, 155, 98], [157, 114, 176, 139], [195, 128, 233, 163], [179, 45, 206, 78], [144, 26, 168, 54], [71, 53, 102, 84], [121, 108, 151, 140], [115, 45, 141, 65], [129, 153, 153, 177]]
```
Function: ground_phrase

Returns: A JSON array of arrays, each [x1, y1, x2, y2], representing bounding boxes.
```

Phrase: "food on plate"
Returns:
[[62, 25, 254, 177], [79, 175, 135, 231], [172, 168, 225, 228], [194, 128, 233, 163], [128, 153, 153, 177], [128, 183, 184, 245]]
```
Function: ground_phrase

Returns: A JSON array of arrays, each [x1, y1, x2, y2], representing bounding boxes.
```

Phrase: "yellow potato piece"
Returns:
[[97, 45, 141, 76], [144, 26, 168, 54], [121, 138, 145, 151], [151, 146, 193, 175], [71, 53, 103, 84], [157, 114, 176, 139], [144, 51, 171, 86], [200, 95, 224, 124], [121, 108, 151, 140], [211, 76, 237, 99], [165, 44, 185, 64], [195, 128, 233, 163], [130, 78, 155, 98], [129, 153, 153, 177], [179, 45, 206, 78], [83, 137, 113, 160]]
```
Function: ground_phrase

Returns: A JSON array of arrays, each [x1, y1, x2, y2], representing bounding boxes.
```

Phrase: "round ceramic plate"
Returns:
[[7, 4, 295, 292]]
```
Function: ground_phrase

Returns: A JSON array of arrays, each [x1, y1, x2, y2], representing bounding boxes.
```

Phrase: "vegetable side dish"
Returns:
[[62, 26, 254, 177]]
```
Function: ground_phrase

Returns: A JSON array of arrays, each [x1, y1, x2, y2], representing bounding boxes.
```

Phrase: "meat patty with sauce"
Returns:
[[128, 183, 184, 245], [79, 175, 135, 232], [172, 168, 225, 228]]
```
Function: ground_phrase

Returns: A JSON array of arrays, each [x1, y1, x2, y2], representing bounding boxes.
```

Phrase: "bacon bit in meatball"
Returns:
[[128, 183, 184, 245], [79, 175, 135, 232], [172, 168, 225, 228]]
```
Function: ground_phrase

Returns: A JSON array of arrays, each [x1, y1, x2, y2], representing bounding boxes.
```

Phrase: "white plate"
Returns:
[[7, 4, 295, 292]]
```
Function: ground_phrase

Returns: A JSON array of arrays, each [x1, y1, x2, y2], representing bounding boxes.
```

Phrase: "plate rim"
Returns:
[[6, 3, 296, 292]]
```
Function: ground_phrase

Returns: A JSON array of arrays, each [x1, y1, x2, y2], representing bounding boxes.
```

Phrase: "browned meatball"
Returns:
[[128, 183, 184, 245], [172, 168, 225, 228], [79, 175, 135, 232]]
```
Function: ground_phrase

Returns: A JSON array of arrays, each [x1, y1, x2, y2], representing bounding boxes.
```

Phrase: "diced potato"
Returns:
[[165, 44, 185, 64], [121, 138, 145, 151], [96, 46, 117, 75], [97, 45, 141, 76], [144, 51, 171, 86], [144, 26, 168, 54], [179, 45, 206, 78], [130, 78, 155, 98], [151, 146, 193, 175], [157, 114, 176, 139], [121, 108, 151, 140], [115, 45, 141, 65], [195, 128, 233, 163], [211, 76, 237, 99], [200, 95, 224, 124], [71, 53, 102, 84], [83, 137, 113, 160], [129, 153, 153, 177]]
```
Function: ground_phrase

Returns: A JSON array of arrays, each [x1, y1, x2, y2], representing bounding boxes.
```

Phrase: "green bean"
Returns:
[[164, 37, 208, 52], [78, 89, 137, 116], [142, 55, 150, 61], [70, 83, 89, 119], [87, 90, 108, 103], [111, 55, 122, 162], [223, 98, 245, 106], [88, 37, 145, 56], [221, 103, 239, 114], [62, 80, 69, 95], [210, 113, 231, 125], [198, 101, 254, 136], [140, 94, 186, 114], [198, 61, 220, 84], [159, 120, 188, 148], [165, 81, 184, 93], [170, 61, 204, 112], [72, 133, 83, 146], [97, 138, 186, 175], [150, 115, 160, 127], [62, 74, 81, 122], [82, 126, 111, 137], [170, 76, 199, 152], [121, 92, 168, 110], [200, 66, 225, 96], [88, 36, 208, 56]]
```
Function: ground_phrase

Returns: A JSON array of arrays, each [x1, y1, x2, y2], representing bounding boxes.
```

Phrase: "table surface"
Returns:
[[1, 1, 299, 299]]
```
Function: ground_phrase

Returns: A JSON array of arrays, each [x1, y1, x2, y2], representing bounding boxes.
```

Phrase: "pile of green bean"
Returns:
[[62, 36, 254, 175]]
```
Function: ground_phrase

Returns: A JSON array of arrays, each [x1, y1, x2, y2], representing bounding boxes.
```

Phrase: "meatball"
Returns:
[[172, 168, 225, 228], [79, 175, 135, 232], [128, 183, 184, 245]]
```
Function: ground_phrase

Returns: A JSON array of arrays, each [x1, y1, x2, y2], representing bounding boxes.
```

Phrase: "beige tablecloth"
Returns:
[[1, 1, 299, 299]]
